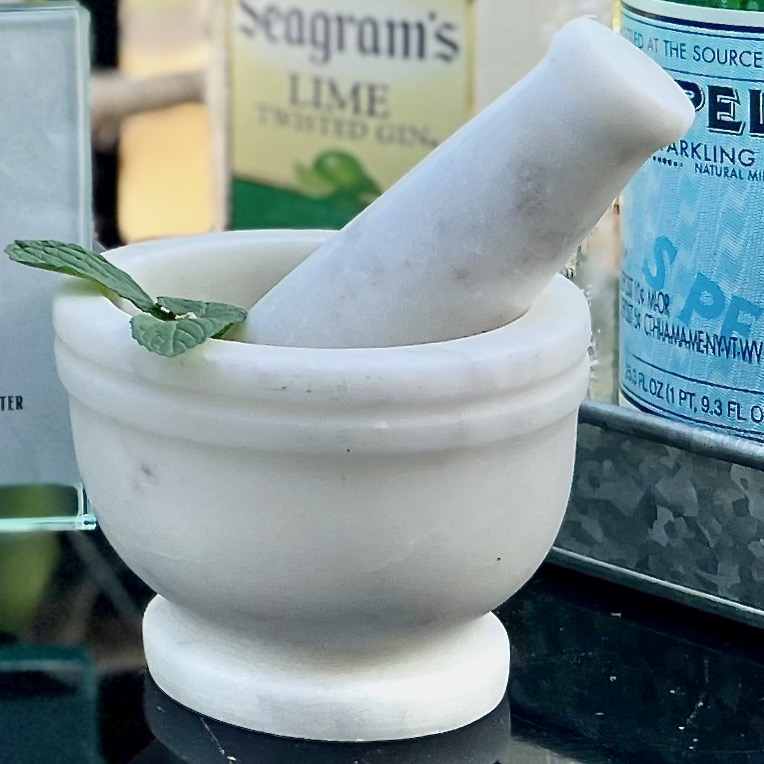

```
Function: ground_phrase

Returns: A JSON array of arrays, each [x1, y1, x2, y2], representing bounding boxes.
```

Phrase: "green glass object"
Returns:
[[665, 0, 764, 9], [0, 647, 99, 761], [0, 486, 94, 534]]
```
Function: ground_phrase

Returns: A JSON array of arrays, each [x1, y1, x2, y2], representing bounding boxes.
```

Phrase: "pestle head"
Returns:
[[549, 17, 695, 154], [238, 18, 695, 350]]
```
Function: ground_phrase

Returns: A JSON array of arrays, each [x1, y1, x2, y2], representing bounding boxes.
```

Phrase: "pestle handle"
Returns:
[[241, 18, 695, 349]]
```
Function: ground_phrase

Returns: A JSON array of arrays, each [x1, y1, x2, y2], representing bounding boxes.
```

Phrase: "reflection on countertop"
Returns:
[[128, 566, 764, 763], [1, 532, 763, 762]]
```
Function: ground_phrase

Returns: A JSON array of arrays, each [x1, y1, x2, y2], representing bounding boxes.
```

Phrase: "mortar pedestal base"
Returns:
[[143, 596, 510, 742]]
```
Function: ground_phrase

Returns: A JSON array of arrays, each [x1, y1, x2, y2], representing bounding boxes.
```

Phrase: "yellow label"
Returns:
[[229, 0, 473, 228]]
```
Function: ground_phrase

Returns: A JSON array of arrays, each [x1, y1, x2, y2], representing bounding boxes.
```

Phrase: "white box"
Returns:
[[0, 1, 91, 489]]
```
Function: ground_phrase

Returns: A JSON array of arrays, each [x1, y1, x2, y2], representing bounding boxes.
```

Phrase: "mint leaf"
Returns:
[[131, 301, 247, 357], [131, 314, 209, 357], [156, 296, 247, 329], [6, 239, 249, 358], [6, 240, 155, 313]]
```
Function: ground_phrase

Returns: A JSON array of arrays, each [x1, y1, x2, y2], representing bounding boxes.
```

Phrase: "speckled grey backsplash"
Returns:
[[553, 400, 764, 626]]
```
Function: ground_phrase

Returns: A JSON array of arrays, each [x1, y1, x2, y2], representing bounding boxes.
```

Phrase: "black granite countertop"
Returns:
[[1, 530, 763, 763]]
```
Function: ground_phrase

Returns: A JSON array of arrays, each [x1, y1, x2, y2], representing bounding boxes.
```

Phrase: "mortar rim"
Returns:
[[53, 229, 591, 407]]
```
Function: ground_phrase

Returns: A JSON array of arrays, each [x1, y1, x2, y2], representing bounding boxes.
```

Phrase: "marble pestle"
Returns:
[[240, 18, 695, 349]]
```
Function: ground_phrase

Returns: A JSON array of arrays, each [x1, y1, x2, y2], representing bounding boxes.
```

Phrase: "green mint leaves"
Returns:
[[131, 298, 247, 357], [8, 239, 156, 313], [5, 240, 248, 358]]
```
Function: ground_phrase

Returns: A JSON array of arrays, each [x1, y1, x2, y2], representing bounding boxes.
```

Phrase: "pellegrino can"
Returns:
[[620, 0, 764, 439], [213, 1, 613, 231]]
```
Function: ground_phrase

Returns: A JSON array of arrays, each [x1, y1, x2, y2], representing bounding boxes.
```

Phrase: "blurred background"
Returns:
[[88, 0, 211, 247]]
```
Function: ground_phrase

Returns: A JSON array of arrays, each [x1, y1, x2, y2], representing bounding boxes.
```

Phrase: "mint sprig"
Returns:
[[8, 239, 156, 313], [131, 298, 247, 357], [5, 240, 248, 358]]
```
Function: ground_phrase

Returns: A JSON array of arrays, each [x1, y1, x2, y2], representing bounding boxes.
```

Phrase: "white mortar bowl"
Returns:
[[53, 230, 591, 742]]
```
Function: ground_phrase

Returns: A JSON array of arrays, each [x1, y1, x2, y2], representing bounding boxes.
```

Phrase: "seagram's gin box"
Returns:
[[0, 1, 91, 521]]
